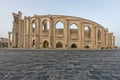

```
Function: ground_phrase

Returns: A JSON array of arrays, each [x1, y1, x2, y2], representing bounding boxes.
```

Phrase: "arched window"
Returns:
[[71, 43, 77, 48], [43, 41, 49, 48], [70, 24, 78, 29], [98, 29, 101, 41], [56, 42, 63, 48], [70, 24, 78, 38], [42, 20, 49, 32], [32, 40, 35, 48], [84, 26, 91, 39], [55, 21, 64, 34], [32, 20, 36, 33]]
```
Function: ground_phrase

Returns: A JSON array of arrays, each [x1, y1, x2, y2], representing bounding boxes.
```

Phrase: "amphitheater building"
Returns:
[[8, 11, 115, 49]]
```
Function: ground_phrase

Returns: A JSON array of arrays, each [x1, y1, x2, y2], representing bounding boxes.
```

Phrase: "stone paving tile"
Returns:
[[0, 49, 120, 80]]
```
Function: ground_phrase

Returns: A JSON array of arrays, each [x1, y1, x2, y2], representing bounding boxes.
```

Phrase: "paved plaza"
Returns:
[[0, 49, 120, 80]]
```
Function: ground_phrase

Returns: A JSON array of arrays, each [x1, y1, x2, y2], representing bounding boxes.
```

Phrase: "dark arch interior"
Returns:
[[43, 41, 49, 48], [32, 40, 35, 47], [71, 44, 77, 48], [56, 42, 63, 48], [85, 45, 90, 49]]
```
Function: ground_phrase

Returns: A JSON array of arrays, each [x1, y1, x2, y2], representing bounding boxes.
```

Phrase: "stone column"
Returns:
[[35, 17, 40, 49], [101, 29, 105, 48], [52, 20, 55, 48], [67, 20, 70, 49], [105, 29, 108, 48], [49, 17, 53, 49], [81, 22, 84, 49], [25, 19, 28, 48], [110, 33, 113, 48], [18, 24, 20, 48], [14, 32, 16, 47], [113, 36, 115, 48], [94, 26, 97, 49], [27, 18, 31, 48], [23, 19, 25, 48], [64, 19, 68, 49], [95, 27, 98, 49], [78, 21, 82, 49], [24, 18, 29, 48], [39, 19, 42, 48], [18, 19, 21, 48], [8, 32, 11, 48], [91, 25, 96, 49], [37, 17, 40, 49]]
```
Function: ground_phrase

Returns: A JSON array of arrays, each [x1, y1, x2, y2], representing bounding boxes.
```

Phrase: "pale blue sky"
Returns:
[[0, 0, 120, 46]]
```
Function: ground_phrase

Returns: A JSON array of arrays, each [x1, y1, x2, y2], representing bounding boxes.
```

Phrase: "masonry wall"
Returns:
[[8, 11, 115, 49]]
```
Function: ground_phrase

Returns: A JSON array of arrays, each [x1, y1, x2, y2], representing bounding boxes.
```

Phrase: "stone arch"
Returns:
[[84, 25, 91, 39], [71, 43, 77, 48], [55, 21, 64, 35], [32, 39, 35, 48], [43, 40, 49, 48], [42, 19, 49, 32], [98, 29, 101, 41], [70, 24, 78, 38], [70, 23, 78, 29], [32, 20, 36, 33], [56, 41, 63, 48]]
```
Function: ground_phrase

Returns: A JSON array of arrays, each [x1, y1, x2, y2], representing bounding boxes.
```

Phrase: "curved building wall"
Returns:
[[8, 11, 115, 49]]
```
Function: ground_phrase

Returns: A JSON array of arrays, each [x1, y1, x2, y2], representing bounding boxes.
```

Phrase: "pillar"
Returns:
[[105, 29, 108, 48], [78, 21, 82, 49], [113, 36, 115, 48], [52, 19, 55, 48], [34, 17, 40, 49], [67, 21, 70, 49], [27, 18, 31, 48], [95, 27, 97, 49], [92, 25, 96, 49], [101, 29, 105, 48], [81, 22, 84, 49], [37, 17, 40, 49], [23, 20, 25, 48], [49, 17, 53, 49], [39, 19, 42, 48], [64, 19, 68, 49], [14, 32, 16, 47], [8, 32, 11, 48]]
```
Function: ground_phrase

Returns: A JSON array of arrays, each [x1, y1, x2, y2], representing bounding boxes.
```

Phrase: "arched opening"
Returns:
[[71, 43, 77, 48], [43, 41, 49, 48], [55, 21, 64, 35], [32, 40, 35, 48], [56, 42, 63, 48], [84, 26, 91, 39], [98, 29, 101, 41], [70, 24, 78, 38], [32, 20, 36, 33], [42, 20, 49, 32], [85, 45, 90, 49]]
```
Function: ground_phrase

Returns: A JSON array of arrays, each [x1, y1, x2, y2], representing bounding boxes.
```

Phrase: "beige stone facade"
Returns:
[[0, 37, 8, 48], [8, 11, 115, 49]]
